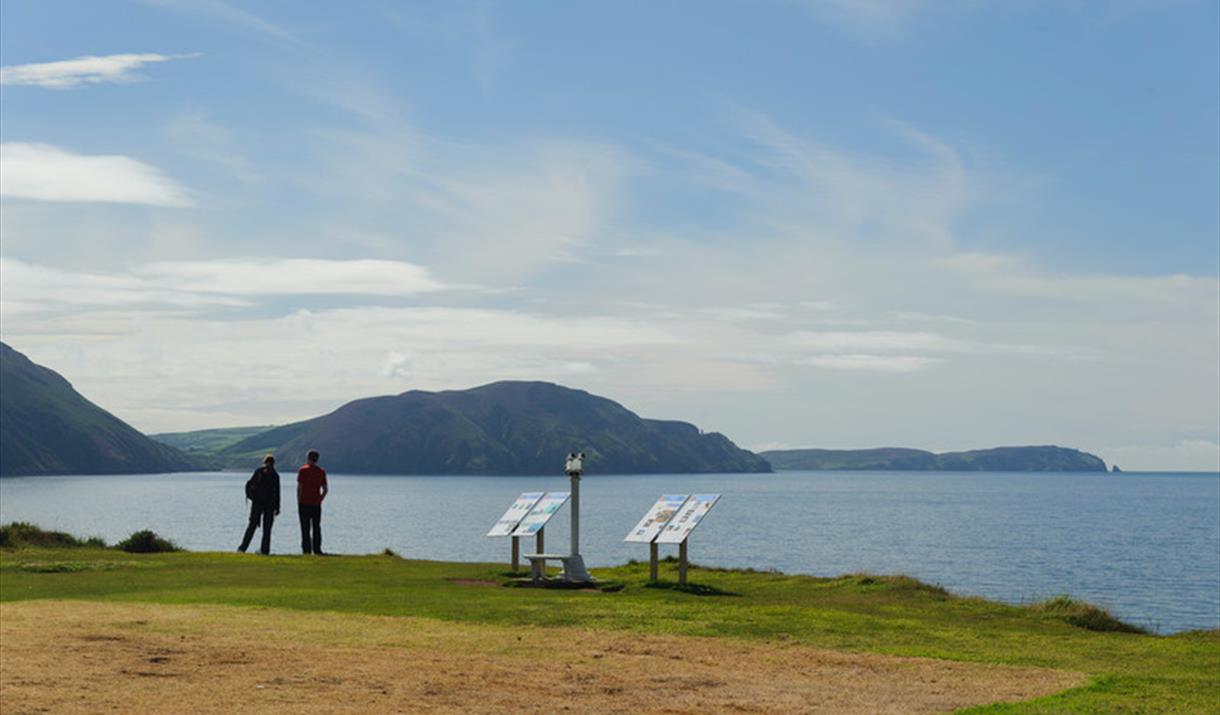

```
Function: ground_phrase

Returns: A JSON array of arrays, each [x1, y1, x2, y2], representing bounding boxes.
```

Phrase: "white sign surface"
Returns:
[[510, 491, 570, 536], [624, 494, 689, 543], [655, 493, 720, 544], [486, 492, 546, 537]]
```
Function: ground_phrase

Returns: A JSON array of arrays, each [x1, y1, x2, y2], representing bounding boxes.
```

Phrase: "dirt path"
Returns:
[[0, 601, 1082, 714]]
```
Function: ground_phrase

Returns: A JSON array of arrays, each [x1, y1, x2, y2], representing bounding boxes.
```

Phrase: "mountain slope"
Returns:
[[222, 381, 771, 475], [761, 446, 1107, 472], [0, 342, 208, 476]]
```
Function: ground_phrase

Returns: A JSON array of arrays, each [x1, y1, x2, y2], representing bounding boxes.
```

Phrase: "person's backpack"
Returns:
[[245, 470, 261, 501]]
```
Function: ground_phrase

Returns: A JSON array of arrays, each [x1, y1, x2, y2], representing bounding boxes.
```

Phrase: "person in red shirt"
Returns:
[[297, 449, 328, 555]]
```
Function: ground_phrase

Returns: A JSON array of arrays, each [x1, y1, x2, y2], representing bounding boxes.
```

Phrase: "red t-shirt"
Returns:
[[297, 464, 328, 506]]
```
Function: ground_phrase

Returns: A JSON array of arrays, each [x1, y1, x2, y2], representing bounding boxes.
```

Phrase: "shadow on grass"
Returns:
[[504, 578, 626, 593], [644, 580, 741, 597]]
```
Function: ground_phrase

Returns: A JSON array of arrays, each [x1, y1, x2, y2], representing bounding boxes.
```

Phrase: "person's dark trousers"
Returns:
[[299, 503, 322, 554], [239, 503, 275, 554]]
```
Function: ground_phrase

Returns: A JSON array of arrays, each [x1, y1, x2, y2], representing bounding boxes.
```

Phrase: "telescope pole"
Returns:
[[570, 471, 580, 558]]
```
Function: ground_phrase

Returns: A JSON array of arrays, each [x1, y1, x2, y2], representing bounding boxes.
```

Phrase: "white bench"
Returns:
[[523, 553, 582, 581]]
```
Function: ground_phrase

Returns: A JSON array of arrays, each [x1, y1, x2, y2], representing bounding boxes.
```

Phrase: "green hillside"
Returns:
[[150, 425, 275, 455], [0, 342, 210, 476], [221, 381, 771, 475]]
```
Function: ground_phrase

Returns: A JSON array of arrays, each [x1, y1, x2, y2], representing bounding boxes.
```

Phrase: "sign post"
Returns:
[[486, 492, 545, 571], [651, 493, 720, 587], [625, 494, 690, 582], [513, 491, 571, 580]]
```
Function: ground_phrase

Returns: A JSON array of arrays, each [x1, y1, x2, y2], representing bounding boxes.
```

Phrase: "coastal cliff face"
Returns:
[[0, 343, 207, 476], [760, 446, 1108, 472], [220, 381, 772, 475]]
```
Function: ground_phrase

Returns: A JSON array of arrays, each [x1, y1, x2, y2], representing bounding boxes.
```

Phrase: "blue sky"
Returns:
[[1, 1, 1217, 470]]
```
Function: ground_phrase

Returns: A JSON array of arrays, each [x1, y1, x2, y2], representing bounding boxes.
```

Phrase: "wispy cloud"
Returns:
[[0, 257, 450, 314], [805, 0, 930, 35], [933, 251, 1219, 304], [797, 354, 940, 372], [0, 53, 198, 89], [138, 0, 304, 45], [136, 258, 448, 297], [0, 143, 193, 206], [304, 130, 630, 283], [165, 112, 259, 184]]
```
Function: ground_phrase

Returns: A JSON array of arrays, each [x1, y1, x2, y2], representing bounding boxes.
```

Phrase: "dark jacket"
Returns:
[[249, 467, 281, 512]]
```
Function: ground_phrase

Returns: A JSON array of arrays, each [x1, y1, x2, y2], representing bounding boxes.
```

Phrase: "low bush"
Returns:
[[115, 530, 180, 554], [1031, 594, 1146, 634], [0, 522, 105, 549]]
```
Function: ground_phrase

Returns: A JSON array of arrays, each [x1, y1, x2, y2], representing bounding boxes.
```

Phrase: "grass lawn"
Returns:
[[1, 546, 1216, 713]]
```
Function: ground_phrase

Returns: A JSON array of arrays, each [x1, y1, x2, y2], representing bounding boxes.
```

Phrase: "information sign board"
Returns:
[[624, 494, 689, 543], [655, 493, 720, 544], [486, 492, 545, 537], [510, 491, 570, 537]]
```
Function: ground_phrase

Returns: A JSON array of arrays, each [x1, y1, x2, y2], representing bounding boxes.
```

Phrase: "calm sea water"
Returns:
[[2, 470, 1217, 633]]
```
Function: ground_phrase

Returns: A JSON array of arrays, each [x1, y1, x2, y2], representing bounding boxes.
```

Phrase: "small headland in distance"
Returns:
[[2, 522, 1216, 713], [760, 445, 1108, 472]]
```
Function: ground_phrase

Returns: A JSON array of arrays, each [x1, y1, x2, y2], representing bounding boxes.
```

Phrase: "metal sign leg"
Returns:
[[649, 542, 659, 582], [679, 541, 688, 588], [511, 536, 520, 572]]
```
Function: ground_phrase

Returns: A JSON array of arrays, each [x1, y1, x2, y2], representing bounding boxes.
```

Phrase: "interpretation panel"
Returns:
[[510, 491, 570, 537], [624, 494, 689, 543], [655, 493, 720, 544], [486, 492, 545, 537]]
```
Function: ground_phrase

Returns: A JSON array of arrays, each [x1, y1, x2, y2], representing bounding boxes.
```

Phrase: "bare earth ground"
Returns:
[[0, 601, 1083, 714]]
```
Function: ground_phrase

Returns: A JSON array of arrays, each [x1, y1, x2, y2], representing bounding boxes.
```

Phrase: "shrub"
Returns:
[[115, 529, 180, 553], [1031, 594, 1145, 634], [0, 522, 104, 549]]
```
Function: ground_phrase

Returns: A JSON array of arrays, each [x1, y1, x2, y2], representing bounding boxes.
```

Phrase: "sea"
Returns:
[[2, 469, 1217, 634]]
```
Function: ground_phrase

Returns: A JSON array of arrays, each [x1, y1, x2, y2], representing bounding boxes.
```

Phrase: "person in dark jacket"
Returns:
[[238, 454, 281, 554]]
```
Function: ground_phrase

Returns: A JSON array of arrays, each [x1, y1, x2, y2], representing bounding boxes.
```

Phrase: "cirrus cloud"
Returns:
[[0, 53, 198, 89]]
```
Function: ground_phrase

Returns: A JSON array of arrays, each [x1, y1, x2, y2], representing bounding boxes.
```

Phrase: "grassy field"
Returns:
[[1, 543, 1216, 713]]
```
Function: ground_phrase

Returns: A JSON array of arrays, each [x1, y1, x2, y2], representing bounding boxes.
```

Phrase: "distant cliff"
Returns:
[[0, 342, 209, 476], [760, 446, 1107, 472], [215, 381, 771, 475]]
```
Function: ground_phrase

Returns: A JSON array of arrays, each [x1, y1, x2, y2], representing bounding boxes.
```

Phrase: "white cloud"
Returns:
[[934, 250, 1219, 304], [136, 258, 448, 297], [0, 258, 248, 312], [379, 351, 413, 379], [0, 143, 193, 206], [797, 354, 940, 372], [302, 130, 630, 283], [0, 53, 197, 89], [0, 257, 450, 315], [785, 330, 957, 353]]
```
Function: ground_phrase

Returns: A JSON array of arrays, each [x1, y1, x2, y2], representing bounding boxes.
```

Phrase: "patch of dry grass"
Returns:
[[0, 600, 1083, 714]]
